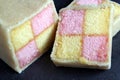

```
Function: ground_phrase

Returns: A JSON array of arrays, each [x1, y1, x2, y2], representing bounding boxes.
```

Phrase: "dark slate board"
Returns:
[[0, 0, 120, 80]]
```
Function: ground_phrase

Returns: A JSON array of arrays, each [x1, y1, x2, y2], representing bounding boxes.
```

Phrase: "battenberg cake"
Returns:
[[51, 5, 113, 69], [0, 0, 58, 73]]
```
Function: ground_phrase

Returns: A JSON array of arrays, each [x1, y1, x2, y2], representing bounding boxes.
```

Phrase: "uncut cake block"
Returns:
[[0, 0, 58, 73], [51, 5, 113, 69], [71, 0, 120, 36]]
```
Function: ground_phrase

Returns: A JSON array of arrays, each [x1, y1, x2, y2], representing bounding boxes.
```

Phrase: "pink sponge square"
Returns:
[[31, 4, 54, 36], [16, 40, 39, 68], [83, 36, 108, 62], [59, 10, 85, 35]]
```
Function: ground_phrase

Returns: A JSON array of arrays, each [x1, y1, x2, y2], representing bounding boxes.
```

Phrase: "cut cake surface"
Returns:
[[51, 5, 113, 69]]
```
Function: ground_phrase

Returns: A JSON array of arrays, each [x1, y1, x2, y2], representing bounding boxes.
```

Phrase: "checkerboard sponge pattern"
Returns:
[[54, 7, 110, 64], [11, 4, 56, 68]]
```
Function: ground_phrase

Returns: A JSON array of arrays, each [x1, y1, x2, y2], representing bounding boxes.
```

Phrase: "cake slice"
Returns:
[[0, 0, 58, 73], [51, 5, 113, 69], [70, 0, 120, 36]]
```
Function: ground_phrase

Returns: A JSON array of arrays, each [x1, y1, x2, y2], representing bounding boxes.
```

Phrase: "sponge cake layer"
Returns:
[[59, 10, 84, 35], [55, 35, 82, 60], [84, 8, 109, 35], [83, 36, 108, 62], [11, 21, 34, 51], [16, 40, 38, 68], [31, 4, 54, 36], [35, 23, 57, 54]]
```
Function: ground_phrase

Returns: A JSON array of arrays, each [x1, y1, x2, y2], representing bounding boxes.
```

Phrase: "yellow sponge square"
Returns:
[[11, 21, 34, 51], [84, 8, 110, 35], [55, 36, 82, 60], [35, 24, 56, 53]]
